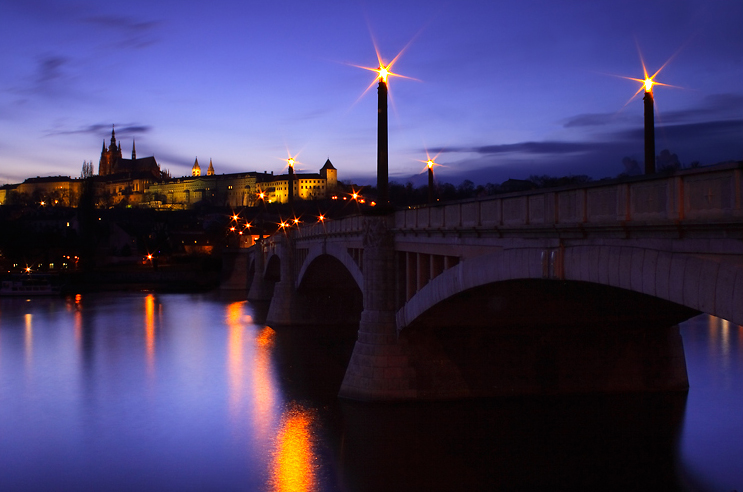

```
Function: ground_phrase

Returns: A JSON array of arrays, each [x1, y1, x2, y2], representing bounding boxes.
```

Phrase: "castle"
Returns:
[[0, 128, 339, 208]]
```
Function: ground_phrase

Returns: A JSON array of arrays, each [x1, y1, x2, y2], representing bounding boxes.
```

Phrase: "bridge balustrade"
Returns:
[[395, 162, 742, 231]]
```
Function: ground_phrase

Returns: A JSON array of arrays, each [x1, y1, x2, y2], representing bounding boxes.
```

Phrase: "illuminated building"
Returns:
[[0, 131, 339, 209]]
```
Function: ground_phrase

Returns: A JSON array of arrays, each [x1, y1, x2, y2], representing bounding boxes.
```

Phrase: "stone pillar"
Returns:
[[339, 216, 417, 400], [247, 241, 271, 301], [266, 234, 296, 326]]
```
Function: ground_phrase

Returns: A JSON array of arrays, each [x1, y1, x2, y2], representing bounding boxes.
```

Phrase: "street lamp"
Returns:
[[426, 159, 435, 204]]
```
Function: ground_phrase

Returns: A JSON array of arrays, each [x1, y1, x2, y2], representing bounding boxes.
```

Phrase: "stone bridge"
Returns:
[[235, 162, 743, 401]]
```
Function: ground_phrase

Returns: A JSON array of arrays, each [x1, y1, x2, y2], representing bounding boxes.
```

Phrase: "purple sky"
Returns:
[[1, 0, 741, 187]]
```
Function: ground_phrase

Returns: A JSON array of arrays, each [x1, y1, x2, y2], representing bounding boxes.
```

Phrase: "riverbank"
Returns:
[[59, 264, 220, 293]]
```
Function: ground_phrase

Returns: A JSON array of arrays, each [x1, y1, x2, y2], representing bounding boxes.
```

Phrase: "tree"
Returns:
[[81, 161, 95, 178], [657, 149, 681, 172]]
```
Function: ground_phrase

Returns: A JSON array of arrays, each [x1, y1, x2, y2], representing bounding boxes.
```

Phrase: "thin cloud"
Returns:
[[36, 56, 68, 84], [429, 141, 604, 156], [46, 123, 152, 137], [562, 112, 636, 128], [82, 15, 161, 49]]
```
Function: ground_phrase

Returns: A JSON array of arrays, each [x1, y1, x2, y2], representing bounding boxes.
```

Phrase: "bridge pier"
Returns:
[[247, 241, 272, 301], [266, 234, 298, 326], [339, 217, 418, 400]]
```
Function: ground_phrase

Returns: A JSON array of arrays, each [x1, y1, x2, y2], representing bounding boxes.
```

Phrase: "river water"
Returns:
[[0, 292, 740, 491]]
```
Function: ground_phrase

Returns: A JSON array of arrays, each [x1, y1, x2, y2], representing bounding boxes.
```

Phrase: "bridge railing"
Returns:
[[290, 214, 367, 239], [396, 162, 742, 230]]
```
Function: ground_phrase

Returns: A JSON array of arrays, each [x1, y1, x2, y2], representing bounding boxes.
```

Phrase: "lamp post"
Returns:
[[426, 159, 435, 204], [643, 78, 655, 174], [377, 66, 389, 209], [287, 157, 295, 205]]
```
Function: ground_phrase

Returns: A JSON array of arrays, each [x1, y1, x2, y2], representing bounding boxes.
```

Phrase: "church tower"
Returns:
[[192, 158, 201, 176], [207, 159, 215, 176], [99, 126, 123, 176]]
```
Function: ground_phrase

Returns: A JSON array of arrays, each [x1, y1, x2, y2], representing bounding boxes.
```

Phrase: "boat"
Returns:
[[0, 274, 62, 296]]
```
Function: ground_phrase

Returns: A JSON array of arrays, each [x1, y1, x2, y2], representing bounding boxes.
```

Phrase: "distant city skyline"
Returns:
[[1, 0, 741, 187]]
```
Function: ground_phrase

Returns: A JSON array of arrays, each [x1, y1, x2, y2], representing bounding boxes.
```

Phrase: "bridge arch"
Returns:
[[296, 243, 363, 291], [397, 245, 743, 330], [264, 253, 281, 282]]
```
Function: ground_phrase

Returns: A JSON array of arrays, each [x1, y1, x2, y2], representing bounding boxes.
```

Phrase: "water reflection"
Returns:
[[252, 325, 277, 441], [270, 403, 318, 492], [0, 295, 741, 491], [226, 301, 248, 418], [144, 294, 156, 375], [24, 313, 32, 365]]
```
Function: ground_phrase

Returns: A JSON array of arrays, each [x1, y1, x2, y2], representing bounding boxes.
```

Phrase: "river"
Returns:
[[0, 292, 740, 491]]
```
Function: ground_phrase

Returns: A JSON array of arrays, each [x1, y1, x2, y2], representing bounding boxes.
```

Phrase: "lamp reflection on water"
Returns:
[[226, 301, 248, 418], [144, 294, 156, 376], [252, 325, 277, 440], [270, 403, 318, 492], [224, 301, 319, 490], [24, 313, 33, 364]]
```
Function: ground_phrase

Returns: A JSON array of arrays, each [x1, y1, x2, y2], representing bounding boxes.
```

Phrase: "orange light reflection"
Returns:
[[226, 301, 248, 418], [24, 313, 33, 365], [144, 294, 156, 376], [269, 403, 318, 492], [252, 326, 277, 440]]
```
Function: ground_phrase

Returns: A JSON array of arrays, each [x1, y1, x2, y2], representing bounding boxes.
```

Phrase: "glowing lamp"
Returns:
[[287, 157, 295, 168], [377, 66, 389, 83], [230, 226, 236, 231], [318, 215, 325, 222], [293, 218, 300, 225], [644, 78, 654, 93]]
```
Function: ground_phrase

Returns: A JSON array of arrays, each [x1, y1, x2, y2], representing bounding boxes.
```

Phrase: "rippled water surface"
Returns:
[[0, 293, 740, 491]]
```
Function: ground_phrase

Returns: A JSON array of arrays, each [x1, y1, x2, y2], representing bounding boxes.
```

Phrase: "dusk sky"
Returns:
[[1, 0, 741, 187]]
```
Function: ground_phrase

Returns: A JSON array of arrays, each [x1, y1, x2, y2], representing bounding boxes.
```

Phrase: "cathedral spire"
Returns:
[[207, 158, 215, 176], [132, 139, 136, 160], [110, 125, 117, 150]]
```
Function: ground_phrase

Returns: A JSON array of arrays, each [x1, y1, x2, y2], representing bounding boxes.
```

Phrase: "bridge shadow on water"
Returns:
[[266, 321, 695, 491]]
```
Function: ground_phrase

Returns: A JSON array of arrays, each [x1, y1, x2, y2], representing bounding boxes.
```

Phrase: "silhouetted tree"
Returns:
[[657, 149, 681, 172], [621, 157, 642, 176]]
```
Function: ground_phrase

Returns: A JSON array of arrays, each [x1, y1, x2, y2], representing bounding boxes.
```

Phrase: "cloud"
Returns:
[[82, 15, 161, 49], [430, 141, 609, 156], [562, 112, 637, 128], [659, 94, 743, 124], [36, 56, 68, 84], [46, 123, 152, 137], [562, 93, 743, 129], [614, 119, 743, 141]]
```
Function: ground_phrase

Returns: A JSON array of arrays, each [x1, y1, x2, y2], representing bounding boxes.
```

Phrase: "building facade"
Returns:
[[1, 131, 339, 209]]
